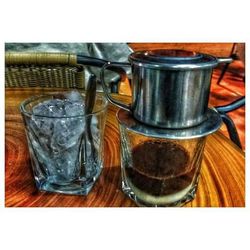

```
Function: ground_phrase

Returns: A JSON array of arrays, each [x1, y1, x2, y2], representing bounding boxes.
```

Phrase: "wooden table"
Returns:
[[5, 88, 245, 207]]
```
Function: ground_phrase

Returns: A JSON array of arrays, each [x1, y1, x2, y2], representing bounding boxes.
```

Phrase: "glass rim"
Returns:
[[20, 92, 108, 119]]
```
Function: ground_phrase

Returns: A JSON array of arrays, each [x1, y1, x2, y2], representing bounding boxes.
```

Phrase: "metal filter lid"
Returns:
[[129, 49, 219, 70], [117, 108, 222, 139]]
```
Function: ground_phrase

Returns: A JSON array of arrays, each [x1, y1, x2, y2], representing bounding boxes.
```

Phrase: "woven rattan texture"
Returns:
[[5, 64, 85, 88]]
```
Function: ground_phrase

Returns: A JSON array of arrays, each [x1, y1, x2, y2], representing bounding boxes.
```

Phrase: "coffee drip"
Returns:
[[109, 49, 225, 206]]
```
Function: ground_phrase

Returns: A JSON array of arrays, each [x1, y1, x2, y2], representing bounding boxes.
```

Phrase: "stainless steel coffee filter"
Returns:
[[101, 49, 232, 128]]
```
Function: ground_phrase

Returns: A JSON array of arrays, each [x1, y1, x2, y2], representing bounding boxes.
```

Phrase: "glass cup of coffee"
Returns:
[[117, 108, 221, 207]]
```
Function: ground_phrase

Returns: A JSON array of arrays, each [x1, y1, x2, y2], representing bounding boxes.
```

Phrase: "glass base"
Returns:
[[35, 167, 102, 195], [121, 169, 199, 207]]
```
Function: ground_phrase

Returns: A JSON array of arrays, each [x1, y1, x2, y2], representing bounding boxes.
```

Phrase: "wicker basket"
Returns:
[[5, 52, 85, 89]]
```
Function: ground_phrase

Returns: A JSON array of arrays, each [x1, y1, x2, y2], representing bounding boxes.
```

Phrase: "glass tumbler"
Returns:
[[117, 108, 221, 207], [20, 92, 108, 195]]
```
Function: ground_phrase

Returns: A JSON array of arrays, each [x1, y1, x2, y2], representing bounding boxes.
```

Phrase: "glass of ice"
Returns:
[[20, 90, 108, 195]]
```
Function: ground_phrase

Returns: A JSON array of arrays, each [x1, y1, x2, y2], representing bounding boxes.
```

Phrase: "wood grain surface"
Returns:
[[5, 88, 245, 207]]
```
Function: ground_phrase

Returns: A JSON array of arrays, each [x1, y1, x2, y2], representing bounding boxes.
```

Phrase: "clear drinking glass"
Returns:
[[119, 127, 206, 207], [20, 92, 108, 195], [117, 109, 208, 207]]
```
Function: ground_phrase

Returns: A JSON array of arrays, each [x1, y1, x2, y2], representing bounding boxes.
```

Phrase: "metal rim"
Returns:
[[129, 50, 219, 70], [116, 108, 222, 139]]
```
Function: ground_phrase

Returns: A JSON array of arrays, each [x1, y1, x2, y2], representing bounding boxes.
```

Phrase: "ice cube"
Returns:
[[50, 118, 85, 151], [51, 143, 81, 182], [64, 102, 85, 116], [33, 99, 66, 117], [30, 117, 54, 137], [65, 90, 84, 102]]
